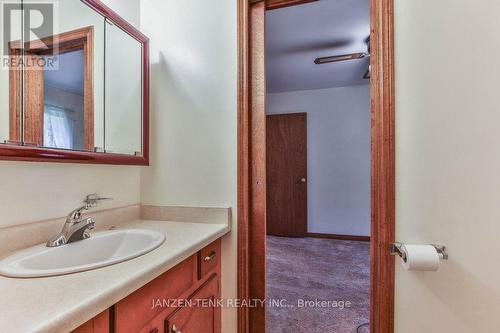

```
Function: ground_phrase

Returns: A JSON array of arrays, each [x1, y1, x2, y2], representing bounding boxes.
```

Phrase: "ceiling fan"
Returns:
[[313, 36, 371, 79]]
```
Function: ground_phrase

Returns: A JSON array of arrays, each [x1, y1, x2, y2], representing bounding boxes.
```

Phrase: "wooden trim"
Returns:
[[1, 0, 150, 166], [237, 1, 267, 333], [237, 0, 250, 331], [370, 0, 396, 332], [307, 233, 371, 242], [238, 0, 396, 333], [266, 0, 318, 10], [83, 27, 95, 151], [0, 144, 148, 165], [248, 3, 267, 333], [8, 48, 21, 144], [23, 26, 93, 52]]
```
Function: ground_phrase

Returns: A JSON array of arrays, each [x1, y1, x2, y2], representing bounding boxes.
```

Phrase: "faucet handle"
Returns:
[[85, 194, 113, 208]]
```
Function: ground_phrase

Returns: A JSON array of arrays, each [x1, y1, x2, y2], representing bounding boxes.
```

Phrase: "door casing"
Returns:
[[237, 0, 396, 332]]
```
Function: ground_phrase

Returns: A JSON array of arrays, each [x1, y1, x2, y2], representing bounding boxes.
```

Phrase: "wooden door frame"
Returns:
[[237, 0, 395, 333], [9, 26, 95, 151]]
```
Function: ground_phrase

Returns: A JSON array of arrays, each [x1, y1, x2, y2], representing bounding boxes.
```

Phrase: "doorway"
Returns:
[[237, 0, 395, 332]]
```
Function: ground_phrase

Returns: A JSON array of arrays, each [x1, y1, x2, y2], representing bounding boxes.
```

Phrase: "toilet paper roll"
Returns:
[[401, 244, 442, 271]]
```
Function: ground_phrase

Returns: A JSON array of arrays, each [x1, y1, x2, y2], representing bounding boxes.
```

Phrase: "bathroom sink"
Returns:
[[0, 229, 165, 278]]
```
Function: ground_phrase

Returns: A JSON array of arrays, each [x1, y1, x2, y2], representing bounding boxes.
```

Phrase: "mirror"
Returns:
[[105, 21, 143, 155], [0, 0, 22, 146], [43, 49, 88, 150], [0, 0, 148, 164]]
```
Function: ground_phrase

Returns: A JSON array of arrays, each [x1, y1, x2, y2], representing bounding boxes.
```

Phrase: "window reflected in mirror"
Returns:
[[43, 49, 85, 150]]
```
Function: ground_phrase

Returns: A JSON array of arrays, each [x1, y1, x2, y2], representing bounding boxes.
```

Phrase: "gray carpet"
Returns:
[[266, 236, 370, 333]]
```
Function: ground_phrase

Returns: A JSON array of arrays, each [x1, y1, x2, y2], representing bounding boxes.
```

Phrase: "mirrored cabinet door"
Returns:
[[105, 21, 143, 155], [0, 0, 148, 165], [18, 0, 105, 151], [0, 0, 22, 146]]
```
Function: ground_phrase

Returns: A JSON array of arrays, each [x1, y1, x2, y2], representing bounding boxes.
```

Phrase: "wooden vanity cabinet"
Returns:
[[138, 276, 220, 333], [72, 239, 221, 333], [165, 276, 220, 333], [71, 309, 110, 333]]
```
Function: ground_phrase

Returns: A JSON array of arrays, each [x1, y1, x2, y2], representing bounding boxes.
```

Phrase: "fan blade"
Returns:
[[314, 52, 368, 64]]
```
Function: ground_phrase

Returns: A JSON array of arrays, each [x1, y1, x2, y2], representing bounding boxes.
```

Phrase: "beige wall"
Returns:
[[267, 86, 371, 236], [139, 1, 237, 332], [0, 0, 142, 229], [394, 1, 500, 332]]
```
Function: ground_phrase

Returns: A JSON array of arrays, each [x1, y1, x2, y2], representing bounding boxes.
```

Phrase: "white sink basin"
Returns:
[[0, 229, 165, 278]]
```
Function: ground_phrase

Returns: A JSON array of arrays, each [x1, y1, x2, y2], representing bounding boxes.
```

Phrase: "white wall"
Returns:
[[139, 1, 237, 332], [0, 0, 142, 229], [395, 1, 500, 332], [101, 0, 140, 28], [267, 85, 371, 236]]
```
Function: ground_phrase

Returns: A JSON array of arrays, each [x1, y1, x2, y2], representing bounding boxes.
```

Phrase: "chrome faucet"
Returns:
[[46, 194, 113, 247]]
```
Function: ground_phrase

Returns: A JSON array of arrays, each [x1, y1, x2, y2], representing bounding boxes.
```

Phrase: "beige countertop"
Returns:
[[0, 219, 230, 333]]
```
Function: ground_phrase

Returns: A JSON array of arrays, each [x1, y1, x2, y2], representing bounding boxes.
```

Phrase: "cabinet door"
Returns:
[[138, 315, 164, 333], [165, 276, 220, 333], [71, 309, 109, 333], [115, 256, 196, 333]]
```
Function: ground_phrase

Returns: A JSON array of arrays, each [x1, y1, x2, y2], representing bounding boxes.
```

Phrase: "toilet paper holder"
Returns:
[[390, 243, 448, 262]]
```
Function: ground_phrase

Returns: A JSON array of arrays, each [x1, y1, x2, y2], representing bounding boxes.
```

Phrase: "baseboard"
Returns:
[[306, 232, 370, 242]]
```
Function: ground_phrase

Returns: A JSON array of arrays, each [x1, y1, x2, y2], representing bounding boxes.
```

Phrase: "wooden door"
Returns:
[[266, 113, 307, 237], [165, 276, 220, 333]]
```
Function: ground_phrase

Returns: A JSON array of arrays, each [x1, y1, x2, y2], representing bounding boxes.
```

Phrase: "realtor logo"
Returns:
[[1, 0, 59, 69]]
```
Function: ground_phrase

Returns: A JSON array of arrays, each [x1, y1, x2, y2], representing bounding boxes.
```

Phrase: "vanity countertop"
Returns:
[[0, 220, 230, 333]]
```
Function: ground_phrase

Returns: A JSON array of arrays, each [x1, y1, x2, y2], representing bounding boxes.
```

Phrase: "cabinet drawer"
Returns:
[[197, 240, 220, 280], [165, 276, 220, 333], [115, 255, 196, 333]]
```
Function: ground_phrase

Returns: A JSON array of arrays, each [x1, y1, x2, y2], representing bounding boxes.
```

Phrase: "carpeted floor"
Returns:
[[266, 236, 370, 333]]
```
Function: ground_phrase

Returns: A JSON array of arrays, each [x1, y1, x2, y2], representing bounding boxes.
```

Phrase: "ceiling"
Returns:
[[44, 49, 84, 95], [266, 0, 370, 93]]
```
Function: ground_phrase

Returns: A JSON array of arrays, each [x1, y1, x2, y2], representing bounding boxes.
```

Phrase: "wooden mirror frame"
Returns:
[[0, 0, 149, 166]]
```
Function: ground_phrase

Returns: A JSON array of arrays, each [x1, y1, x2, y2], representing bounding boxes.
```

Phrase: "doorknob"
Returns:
[[300, 178, 306, 183]]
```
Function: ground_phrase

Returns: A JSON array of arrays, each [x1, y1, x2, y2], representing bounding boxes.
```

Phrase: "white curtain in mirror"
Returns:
[[44, 105, 74, 149]]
